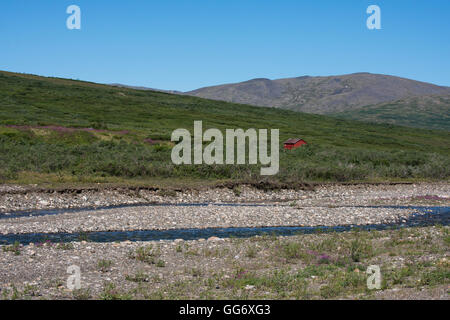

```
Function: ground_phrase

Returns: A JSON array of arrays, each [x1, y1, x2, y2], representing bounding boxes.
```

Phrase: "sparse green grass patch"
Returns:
[[125, 271, 149, 283], [2, 242, 21, 255], [100, 283, 133, 300], [129, 245, 162, 265], [97, 259, 113, 272]]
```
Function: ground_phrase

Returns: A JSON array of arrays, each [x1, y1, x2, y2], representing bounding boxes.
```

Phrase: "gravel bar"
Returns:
[[0, 183, 448, 235], [0, 183, 449, 214], [0, 205, 418, 235]]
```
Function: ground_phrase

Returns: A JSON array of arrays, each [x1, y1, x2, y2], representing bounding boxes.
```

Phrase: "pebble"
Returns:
[[207, 237, 223, 242]]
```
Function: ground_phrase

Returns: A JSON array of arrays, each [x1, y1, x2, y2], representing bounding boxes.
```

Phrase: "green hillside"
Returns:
[[0, 71, 449, 187], [332, 95, 450, 131]]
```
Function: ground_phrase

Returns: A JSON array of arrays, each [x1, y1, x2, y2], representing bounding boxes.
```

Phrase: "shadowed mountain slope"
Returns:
[[332, 95, 450, 131]]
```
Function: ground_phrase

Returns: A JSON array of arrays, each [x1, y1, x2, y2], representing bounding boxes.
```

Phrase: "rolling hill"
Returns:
[[0, 70, 449, 186], [186, 72, 450, 120]]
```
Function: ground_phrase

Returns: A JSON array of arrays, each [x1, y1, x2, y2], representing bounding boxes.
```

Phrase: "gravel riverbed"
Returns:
[[0, 183, 448, 235], [0, 205, 419, 235], [0, 226, 448, 300], [1, 183, 449, 214], [0, 183, 448, 300]]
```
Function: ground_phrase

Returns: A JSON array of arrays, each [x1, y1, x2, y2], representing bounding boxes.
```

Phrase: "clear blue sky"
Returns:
[[1, 0, 449, 91]]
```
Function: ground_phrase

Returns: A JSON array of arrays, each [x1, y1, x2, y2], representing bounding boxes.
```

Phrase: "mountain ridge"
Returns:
[[185, 72, 450, 114]]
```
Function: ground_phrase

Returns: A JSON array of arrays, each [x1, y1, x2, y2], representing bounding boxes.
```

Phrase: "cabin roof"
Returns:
[[283, 138, 303, 144]]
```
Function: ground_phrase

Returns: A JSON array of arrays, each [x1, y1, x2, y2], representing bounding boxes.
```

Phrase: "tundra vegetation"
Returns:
[[0, 71, 449, 187]]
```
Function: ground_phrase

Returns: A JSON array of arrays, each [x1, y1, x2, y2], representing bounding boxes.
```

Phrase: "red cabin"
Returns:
[[283, 138, 307, 150]]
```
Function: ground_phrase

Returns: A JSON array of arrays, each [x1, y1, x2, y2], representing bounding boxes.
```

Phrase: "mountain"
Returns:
[[186, 73, 450, 114], [332, 95, 450, 131], [0, 70, 449, 186]]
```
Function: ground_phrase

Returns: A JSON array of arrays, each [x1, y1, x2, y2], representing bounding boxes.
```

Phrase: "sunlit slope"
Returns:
[[332, 95, 450, 131], [0, 71, 449, 185]]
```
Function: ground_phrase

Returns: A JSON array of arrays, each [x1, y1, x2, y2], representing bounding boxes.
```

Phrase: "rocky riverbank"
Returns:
[[1, 183, 448, 235], [0, 225, 448, 300], [0, 183, 448, 300], [1, 183, 449, 214]]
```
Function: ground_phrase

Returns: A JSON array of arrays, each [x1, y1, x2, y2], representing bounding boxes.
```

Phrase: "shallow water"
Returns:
[[0, 205, 448, 245]]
